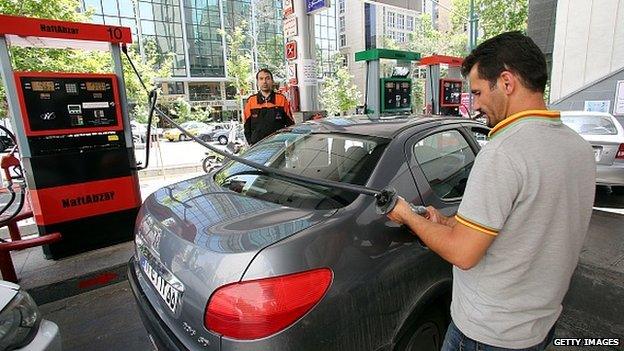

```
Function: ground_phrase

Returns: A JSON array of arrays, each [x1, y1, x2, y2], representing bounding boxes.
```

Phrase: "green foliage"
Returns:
[[219, 22, 252, 119], [0, 0, 172, 121], [475, 0, 528, 39], [258, 34, 285, 80], [319, 55, 362, 116]]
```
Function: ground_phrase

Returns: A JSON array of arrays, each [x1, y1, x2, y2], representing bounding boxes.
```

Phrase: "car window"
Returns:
[[469, 126, 490, 149], [215, 131, 389, 209], [413, 130, 476, 200], [561, 115, 618, 135]]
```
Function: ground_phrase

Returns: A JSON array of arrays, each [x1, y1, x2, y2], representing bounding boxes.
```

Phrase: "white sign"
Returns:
[[301, 59, 317, 86], [287, 63, 298, 85], [615, 80, 624, 115], [584, 100, 611, 113], [283, 0, 294, 17], [283, 17, 298, 38]]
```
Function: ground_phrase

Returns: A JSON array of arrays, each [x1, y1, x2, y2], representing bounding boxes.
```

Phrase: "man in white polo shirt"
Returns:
[[387, 32, 595, 350]]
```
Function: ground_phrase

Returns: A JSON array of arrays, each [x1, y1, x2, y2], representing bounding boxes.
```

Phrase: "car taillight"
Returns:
[[617, 144, 624, 159], [205, 268, 333, 340]]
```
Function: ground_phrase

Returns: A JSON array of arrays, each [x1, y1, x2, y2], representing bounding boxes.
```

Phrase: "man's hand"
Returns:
[[386, 197, 415, 225], [425, 206, 455, 227]]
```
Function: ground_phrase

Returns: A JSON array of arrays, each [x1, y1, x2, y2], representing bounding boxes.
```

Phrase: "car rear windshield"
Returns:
[[561, 115, 618, 135], [215, 131, 388, 210]]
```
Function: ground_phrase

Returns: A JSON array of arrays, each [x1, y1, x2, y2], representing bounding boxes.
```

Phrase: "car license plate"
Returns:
[[593, 147, 602, 162], [141, 259, 182, 313]]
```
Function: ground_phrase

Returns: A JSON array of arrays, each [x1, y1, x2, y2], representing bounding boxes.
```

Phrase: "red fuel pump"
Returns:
[[0, 15, 141, 259]]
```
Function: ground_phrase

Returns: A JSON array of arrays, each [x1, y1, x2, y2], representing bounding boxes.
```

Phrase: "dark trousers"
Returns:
[[441, 320, 556, 351]]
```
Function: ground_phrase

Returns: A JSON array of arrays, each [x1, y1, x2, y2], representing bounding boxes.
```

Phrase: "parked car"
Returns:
[[211, 123, 244, 145], [164, 121, 211, 141], [197, 122, 233, 142], [0, 280, 61, 350], [561, 111, 624, 194], [131, 121, 147, 145], [128, 115, 489, 351]]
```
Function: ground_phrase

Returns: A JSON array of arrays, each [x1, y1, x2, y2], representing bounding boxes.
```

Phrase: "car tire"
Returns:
[[218, 135, 228, 145], [179, 134, 185, 142], [395, 304, 448, 351]]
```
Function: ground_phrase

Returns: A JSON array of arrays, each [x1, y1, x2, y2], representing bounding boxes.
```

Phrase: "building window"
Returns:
[[406, 16, 414, 31], [340, 34, 346, 47], [339, 16, 345, 32], [397, 31, 405, 43], [189, 82, 222, 101], [338, 0, 345, 14], [397, 14, 404, 30], [387, 12, 395, 28], [165, 82, 185, 95]]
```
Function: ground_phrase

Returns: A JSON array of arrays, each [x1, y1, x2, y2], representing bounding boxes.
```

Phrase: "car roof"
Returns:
[[290, 115, 482, 139]]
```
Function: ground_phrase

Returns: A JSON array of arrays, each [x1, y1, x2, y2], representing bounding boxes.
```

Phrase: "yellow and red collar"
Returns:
[[488, 110, 561, 139]]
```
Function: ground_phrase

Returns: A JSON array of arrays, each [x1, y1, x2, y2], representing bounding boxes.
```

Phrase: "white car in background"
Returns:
[[0, 280, 61, 350], [561, 111, 624, 194]]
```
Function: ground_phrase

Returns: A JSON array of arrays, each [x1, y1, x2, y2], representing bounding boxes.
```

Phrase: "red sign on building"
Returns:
[[285, 41, 297, 61]]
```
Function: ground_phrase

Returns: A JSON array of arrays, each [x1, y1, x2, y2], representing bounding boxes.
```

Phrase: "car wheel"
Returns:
[[218, 135, 228, 145], [179, 134, 185, 142], [395, 304, 448, 351], [167, 138, 174, 142]]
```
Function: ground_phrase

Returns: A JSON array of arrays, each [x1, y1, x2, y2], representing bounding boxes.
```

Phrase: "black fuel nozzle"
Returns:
[[375, 187, 428, 216], [375, 188, 398, 215]]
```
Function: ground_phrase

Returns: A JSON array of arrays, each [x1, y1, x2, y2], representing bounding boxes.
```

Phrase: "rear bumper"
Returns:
[[596, 162, 624, 187], [127, 257, 188, 351]]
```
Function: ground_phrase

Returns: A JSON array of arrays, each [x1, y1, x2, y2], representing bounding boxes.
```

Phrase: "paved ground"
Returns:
[[134, 139, 227, 170]]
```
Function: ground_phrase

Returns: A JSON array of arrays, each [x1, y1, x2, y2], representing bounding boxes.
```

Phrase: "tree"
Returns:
[[0, 0, 173, 122], [475, 0, 528, 39], [319, 55, 362, 116], [219, 22, 253, 121]]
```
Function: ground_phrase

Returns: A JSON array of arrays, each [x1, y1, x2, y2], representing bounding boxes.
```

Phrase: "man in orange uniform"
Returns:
[[243, 69, 294, 145]]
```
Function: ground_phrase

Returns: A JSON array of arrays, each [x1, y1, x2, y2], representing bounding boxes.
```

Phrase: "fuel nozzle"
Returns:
[[375, 188, 428, 216]]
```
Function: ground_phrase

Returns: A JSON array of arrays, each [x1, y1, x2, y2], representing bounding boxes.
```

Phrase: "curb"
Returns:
[[27, 263, 129, 305], [138, 164, 204, 178]]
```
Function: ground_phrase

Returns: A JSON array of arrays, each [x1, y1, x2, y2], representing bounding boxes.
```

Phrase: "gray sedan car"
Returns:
[[128, 116, 490, 351]]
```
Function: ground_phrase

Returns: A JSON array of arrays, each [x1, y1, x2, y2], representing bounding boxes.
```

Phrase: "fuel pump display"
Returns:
[[16, 73, 122, 133], [439, 78, 463, 115], [380, 78, 412, 113]]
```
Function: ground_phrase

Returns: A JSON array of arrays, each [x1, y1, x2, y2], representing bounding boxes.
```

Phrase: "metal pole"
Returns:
[[111, 44, 135, 149], [0, 38, 30, 158], [292, 0, 319, 112], [469, 0, 477, 51]]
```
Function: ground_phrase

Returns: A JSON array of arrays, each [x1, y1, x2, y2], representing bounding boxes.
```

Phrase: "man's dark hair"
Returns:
[[461, 31, 547, 93], [256, 68, 273, 80]]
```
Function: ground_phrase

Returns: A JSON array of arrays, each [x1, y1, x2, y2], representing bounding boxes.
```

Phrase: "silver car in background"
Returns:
[[561, 111, 624, 194], [0, 280, 61, 350]]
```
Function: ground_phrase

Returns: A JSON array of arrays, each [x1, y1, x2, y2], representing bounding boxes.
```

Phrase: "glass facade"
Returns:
[[315, 5, 338, 78], [185, 0, 225, 77], [82, 0, 139, 39], [83, 0, 338, 96], [139, 0, 187, 76]]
